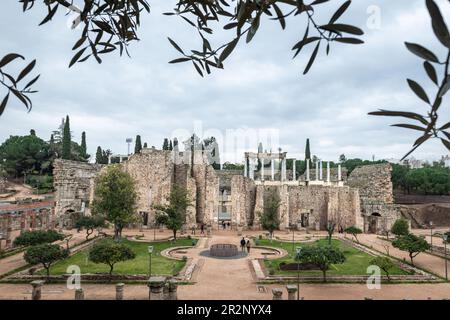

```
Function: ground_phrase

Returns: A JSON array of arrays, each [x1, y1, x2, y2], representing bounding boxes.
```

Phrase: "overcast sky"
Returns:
[[0, 0, 449, 163]]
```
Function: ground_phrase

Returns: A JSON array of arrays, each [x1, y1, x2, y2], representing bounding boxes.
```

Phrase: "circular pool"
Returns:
[[209, 244, 239, 257]]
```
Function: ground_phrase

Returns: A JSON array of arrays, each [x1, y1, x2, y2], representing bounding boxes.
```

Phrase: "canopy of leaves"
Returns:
[[369, 256, 395, 276], [345, 226, 362, 235], [260, 190, 281, 235], [391, 218, 410, 237], [369, 0, 450, 158], [296, 244, 346, 272], [23, 243, 69, 271], [88, 239, 136, 272], [392, 234, 430, 258], [13, 230, 65, 247], [91, 165, 138, 234]]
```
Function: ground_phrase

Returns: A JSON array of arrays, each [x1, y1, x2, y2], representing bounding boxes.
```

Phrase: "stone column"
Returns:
[[148, 276, 166, 300], [286, 285, 298, 300], [260, 158, 264, 181], [281, 158, 286, 181], [319, 160, 323, 180], [306, 159, 310, 181], [249, 159, 254, 180], [271, 159, 275, 181], [75, 288, 84, 300], [167, 279, 178, 300], [327, 161, 330, 182], [272, 288, 283, 300], [31, 280, 44, 300], [338, 164, 342, 181], [292, 159, 296, 181], [315, 161, 319, 181], [116, 283, 124, 300], [108, 154, 112, 164], [244, 156, 248, 178]]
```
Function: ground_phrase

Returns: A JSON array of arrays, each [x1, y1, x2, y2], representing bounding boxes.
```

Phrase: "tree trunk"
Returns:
[[114, 225, 121, 241], [409, 253, 414, 266], [322, 270, 327, 283], [109, 264, 114, 282], [173, 229, 177, 241]]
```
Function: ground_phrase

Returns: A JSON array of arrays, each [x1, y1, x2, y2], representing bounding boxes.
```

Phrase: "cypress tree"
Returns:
[[143, 142, 148, 148], [95, 146, 103, 164], [49, 134, 54, 145], [80, 132, 87, 160], [169, 140, 173, 151], [305, 138, 311, 160], [162, 138, 169, 150], [134, 135, 142, 154], [30, 129, 36, 136], [62, 115, 71, 160]]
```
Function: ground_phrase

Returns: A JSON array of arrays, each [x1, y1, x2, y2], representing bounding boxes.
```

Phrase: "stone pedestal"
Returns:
[[272, 288, 283, 300], [116, 283, 124, 300], [31, 280, 44, 300], [75, 288, 84, 300], [148, 276, 167, 300], [167, 279, 178, 300], [286, 285, 298, 300]]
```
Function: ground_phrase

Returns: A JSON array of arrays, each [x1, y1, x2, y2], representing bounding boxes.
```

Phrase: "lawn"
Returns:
[[259, 238, 409, 276], [42, 238, 197, 276]]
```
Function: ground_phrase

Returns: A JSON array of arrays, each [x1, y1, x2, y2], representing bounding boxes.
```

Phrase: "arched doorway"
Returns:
[[368, 212, 381, 234]]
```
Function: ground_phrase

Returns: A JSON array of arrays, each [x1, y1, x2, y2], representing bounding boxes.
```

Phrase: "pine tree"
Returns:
[[30, 129, 36, 136], [162, 138, 169, 150], [80, 132, 88, 161], [134, 135, 142, 154], [305, 138, 311, 160], [143, 142, 148, 148], [49, 134, 54, 145], [62, 115, 71, 160], [95, 146, 103, 164]]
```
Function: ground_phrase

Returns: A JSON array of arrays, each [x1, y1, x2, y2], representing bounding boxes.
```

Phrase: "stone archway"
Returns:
[[368, 212, 381, 234]]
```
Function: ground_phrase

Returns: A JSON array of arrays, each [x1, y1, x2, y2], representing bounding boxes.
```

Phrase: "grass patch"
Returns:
[[260, 238, 409, 276], [40, 238, 196, 276]]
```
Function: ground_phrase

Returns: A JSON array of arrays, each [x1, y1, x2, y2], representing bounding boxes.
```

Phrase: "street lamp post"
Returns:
[[148, 246, 154, 278], [296, 246, 302, 301], [430, 221, 433, 251], [443, 234, 448, 281]]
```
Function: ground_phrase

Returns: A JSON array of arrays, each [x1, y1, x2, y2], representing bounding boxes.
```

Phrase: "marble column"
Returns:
[[286, 285, 298, 300], [249, 159, 254, 180], [281, 158, 286, 181], [271, 159, 275, 181], [315, 161, 319, 181], [244, 157, 248, 178], [292, 159, 296, 181], [319, 160, 323, 180], [306, 159, 310, 181], [260, 158, 264, 181], [338, 164, 342, 181], [31, 280, 44, 300], [327, 161, 330, 182]]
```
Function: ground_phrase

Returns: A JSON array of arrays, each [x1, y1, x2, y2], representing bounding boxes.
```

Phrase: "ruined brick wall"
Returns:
[[347, 164, 394, 204], [230, 175, 256, 227], [122, 149, 174, 224], [0, 177, 5, 193], [53, 159, 103, 217]]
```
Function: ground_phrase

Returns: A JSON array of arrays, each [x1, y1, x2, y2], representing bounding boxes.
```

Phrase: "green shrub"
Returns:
[[14, 230, 65, 247], [391, 219, 410, 237]]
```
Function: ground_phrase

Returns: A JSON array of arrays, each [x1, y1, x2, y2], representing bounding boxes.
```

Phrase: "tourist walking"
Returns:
[[191, 224, 196, 235], [240, 237, 246, 252], [246, 240, 251, 254], [200, 223, 205, 235]]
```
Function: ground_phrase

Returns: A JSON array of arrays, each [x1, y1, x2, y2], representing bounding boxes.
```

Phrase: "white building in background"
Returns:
[[384, 157, 427, 169], [442, 155, 450, 168]]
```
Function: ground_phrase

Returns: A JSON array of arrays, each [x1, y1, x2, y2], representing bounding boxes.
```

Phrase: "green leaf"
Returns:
[[219, 38, 239, 63], [319, 23, 364, 36], [438, 75, 450, 98], [16, 59, 36, 83], [303, 41, 320, 75], [169, 58, 191, 64], [407, 79, 430, 104], [167, 37, 184, 55], [423, 61, 438, 85], [0, 93, 9, 116], [391, 124, 426, 131], [329, 0, 351, 24], [69, 47, 87, 68], [441, 138, 450, 151], [405, 42, 439, 63], [0, 53, 25, 69], [39, 4, 59, 26], [272, 3, 286, 30], [426, 0, 450, 48], [24, 74, 40, 90], [369, 110, 428, 125], [334, 37, 364, 44]]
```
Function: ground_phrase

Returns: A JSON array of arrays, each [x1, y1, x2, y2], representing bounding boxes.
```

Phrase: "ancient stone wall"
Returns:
[[230, 176, 256, 228], [347, 164, 394, 204], [53, 159, 103, 217], [0, 177, 5, 193]]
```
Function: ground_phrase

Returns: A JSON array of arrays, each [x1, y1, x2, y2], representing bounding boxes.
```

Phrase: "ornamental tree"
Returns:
[[24, 243, 69, 278], [345, 226, 363, 243], [154, 184, 192, 240], [88, 239, 135, 279], [370, 256, 395, 281], [75, 215, 106, 240], [13, 230, 65, 247], [259, 190, 281, 240], [391, 218, 410, 237], [92, 165, 138, 241], [296, 245, 346, 282], [392, 234, 430, 266]]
